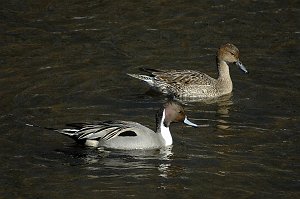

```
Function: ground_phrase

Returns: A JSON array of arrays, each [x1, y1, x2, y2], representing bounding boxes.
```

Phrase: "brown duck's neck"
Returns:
[[217, 60, 232, 82], [216, 60, 233, 93]]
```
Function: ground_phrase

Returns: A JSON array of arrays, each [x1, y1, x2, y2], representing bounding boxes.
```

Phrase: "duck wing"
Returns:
[[61, 121, 140, 141], [146, 69, 216, 86]]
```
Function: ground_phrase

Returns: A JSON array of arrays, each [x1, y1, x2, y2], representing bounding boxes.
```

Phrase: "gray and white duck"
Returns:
[[28, 101, 198, 150]]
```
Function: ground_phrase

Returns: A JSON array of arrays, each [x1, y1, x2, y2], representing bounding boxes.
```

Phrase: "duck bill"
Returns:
[[236, 60, 248, 73], [183, 117, 198, 128]]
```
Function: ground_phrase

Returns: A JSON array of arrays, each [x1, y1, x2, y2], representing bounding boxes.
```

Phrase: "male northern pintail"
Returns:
[[28, 101, 198, 150], [128, 43, 248, 99]]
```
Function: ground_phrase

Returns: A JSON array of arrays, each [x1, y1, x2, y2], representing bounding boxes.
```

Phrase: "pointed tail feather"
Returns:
[[127, 73, 154, 84], [25, 123, 78, 138], [25, 123, 57, 131]]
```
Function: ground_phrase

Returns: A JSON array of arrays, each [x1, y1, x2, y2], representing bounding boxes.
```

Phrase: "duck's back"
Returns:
[[151, 69, 218, 98]]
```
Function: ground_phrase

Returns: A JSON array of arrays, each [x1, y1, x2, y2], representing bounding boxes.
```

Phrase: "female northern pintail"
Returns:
[[30, 101, 198, 150], [128, 43, 248, 99]]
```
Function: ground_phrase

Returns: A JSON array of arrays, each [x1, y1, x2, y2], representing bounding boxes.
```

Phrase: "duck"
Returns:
[[27, 101, 198, 150], [128, 43, 248, 99]]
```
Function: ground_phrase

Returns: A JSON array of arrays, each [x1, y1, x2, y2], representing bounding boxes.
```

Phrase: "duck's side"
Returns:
[[97, 122, 164, 150], [128, 69, 217, 98], [55, 121, 167, 150]]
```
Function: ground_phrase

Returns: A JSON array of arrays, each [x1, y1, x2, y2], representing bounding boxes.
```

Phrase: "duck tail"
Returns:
[[127, 73, 154, 84], [25, 123, 78, 138], [25, 123, 57, 131]]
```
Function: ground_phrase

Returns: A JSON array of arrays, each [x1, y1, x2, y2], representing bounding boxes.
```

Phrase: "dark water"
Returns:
[[1, 0, 299, 198]]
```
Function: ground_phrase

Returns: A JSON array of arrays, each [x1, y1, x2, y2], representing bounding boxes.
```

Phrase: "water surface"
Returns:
[[0, 0, 299, 198]]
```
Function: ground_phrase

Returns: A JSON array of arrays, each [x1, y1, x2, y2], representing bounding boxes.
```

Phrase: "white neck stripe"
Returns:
[[160, 109, 173, 146]]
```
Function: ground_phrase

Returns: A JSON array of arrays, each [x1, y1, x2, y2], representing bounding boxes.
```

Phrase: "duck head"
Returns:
[[217, 43, 248, 73], [161, 100, 198, 128]]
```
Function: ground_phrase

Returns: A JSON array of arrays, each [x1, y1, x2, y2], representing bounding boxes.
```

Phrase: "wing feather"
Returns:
[[62, 121, 136, 141], [153, 70, 215, 86]]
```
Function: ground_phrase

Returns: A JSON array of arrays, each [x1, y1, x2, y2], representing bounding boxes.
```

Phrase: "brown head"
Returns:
[[156, 100, 198, 128], [217, 43, 248, 73]]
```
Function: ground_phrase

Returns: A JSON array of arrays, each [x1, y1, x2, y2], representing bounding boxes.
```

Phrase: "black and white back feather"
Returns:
[[59, 121, 138, 141], [27, 121, 138, 143]]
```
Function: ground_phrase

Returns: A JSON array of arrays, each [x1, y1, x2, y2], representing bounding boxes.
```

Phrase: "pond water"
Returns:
[[0, 0, 299, 198]]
